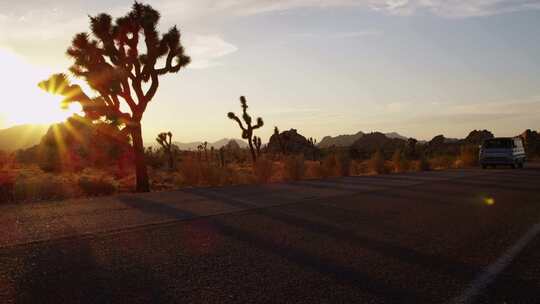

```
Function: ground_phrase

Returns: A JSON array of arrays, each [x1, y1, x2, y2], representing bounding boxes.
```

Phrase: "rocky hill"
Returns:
[[318, 131, 408, 148], [350, 132, 407, 159], [267, 129, 318, 158]]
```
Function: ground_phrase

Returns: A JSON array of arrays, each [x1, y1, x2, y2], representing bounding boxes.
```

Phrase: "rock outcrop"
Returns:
[[268, 129, 318, 158]]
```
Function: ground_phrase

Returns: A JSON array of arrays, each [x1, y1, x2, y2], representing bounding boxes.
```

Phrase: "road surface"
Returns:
[[1, 166, 540, 303]]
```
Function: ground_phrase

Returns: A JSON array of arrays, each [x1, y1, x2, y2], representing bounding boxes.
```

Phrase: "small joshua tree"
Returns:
[[218, 147, 226, 167], [274, 126, 284, 154], [227, 96, 264, 162], [197, 144, 204, 161], [253, 136, 262, 156], [156, 132, 174, 170], [38, 2, 190, 192], [203, 141, 208, 161]]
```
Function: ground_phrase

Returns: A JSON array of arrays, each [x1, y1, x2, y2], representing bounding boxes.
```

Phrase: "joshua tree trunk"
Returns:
[[248, 138, 257, 162], [131, 124, 150, 192], [168, 151, 174, 171]]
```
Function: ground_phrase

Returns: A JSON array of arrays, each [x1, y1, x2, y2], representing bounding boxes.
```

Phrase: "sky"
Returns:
[[1, 0, 540, 143]]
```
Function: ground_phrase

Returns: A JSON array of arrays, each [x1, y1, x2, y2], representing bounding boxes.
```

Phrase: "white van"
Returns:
[[479, 137, 527, 169]]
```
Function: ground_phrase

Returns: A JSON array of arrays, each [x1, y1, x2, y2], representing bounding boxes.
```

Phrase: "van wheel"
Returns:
[[518, 162, 524, 169], [481, 164, 487, 169], [511, 163, 516, 169]]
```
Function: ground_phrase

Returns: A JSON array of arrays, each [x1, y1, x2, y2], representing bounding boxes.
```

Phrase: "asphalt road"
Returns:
[[1, 165, 540, 303]]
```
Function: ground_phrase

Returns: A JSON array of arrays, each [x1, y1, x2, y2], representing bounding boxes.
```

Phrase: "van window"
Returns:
[[483, 139, 513, 149]]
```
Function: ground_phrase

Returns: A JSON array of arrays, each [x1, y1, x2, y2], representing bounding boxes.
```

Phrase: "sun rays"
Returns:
[[0, 49, 83, 127]]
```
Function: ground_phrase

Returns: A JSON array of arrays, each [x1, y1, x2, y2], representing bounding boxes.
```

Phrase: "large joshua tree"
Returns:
[[38, 2, 190, 192], [227, 96, 264, 162]]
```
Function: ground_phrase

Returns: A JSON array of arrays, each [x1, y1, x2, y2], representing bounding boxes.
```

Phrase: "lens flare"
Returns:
[[483, 197, 495, 206]]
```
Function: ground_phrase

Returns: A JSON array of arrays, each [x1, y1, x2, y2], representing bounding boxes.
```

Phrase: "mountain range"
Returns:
[[0, 124, 49, 151], [171, 138, 248, 151]]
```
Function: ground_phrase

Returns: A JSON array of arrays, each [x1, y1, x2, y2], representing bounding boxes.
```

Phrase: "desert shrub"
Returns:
[[319, 154, 338, 178], [254, 157, 273, 184], [0, 172, 15, 203], [38, 149, 61, 173], [78, 176, 117, 196], [336, 153, 352, 176], [13, 176, 73, 202], [145, 147, 164, 169], [417, 156, 431, 171], [351, 160, 369, 176], [0, 151, 9, 169], [429, 155, 455, 170], [456, 145, 479, 168], [199, 163, 223, 187], [284, 155, 305, 181], [179, 157, 201, 186], [391, 150, 409, 173], [368, 150, 386, 174]]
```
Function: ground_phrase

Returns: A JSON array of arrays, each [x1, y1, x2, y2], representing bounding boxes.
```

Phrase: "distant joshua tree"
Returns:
[[227, 96, 264, 162], [274, 126, 284, 154], [156, 132, 174, 170], [38, 2, 190, 192], [253, 136, 262, 156]]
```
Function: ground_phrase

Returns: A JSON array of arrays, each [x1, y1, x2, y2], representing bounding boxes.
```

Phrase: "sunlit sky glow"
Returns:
[[1, 0, 540, 142]]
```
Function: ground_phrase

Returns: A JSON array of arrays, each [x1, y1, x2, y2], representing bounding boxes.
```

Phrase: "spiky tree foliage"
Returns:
[[38, 2, 190, 192], [156, 132, 174, 170], [253, 136, 262, 156], [203, 141, 208, 161], [227, 96, 264, 162]]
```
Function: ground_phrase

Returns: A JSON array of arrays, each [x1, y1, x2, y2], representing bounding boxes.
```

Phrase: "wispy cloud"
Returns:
[[0, 3, 238, 69], [185, 35, 239, 69], [289, 29, 382, 40], [165, 0, 540, 18], [369, 0, 540, 18]]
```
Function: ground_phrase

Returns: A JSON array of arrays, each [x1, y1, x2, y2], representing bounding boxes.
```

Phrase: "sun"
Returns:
[[0, 48, 82, 127]]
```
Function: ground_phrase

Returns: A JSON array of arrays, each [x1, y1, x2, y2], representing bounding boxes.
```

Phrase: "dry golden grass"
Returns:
[[284, 155, 306, 181], [367, 151, 386, 174], [455, 145, 479, 168], [429, 155, 456, 170], [253, 157, 273, 184], [2, 149, 492, 205]]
